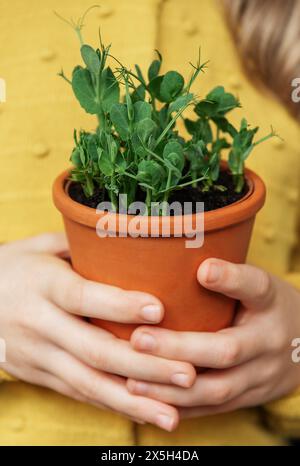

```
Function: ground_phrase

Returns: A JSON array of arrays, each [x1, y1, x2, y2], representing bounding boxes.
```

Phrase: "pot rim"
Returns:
[[53, 166, 266, 234]]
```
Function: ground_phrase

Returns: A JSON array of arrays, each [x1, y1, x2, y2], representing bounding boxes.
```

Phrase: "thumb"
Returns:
[[20, 233, 69, 256], [197, 258, 275, 310]]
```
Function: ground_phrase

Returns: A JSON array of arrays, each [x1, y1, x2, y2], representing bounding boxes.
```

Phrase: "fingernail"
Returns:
[[141, 304, 162, 322], [136, 332, 156, 351], [170, 372, 191, 388], [206, 263, 221, 283], [131, 381, 149, 395], [156, 414, 175, 431]]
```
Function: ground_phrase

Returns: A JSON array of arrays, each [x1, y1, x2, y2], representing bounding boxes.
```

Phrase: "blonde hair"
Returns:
[[222, 0, 300, 119]]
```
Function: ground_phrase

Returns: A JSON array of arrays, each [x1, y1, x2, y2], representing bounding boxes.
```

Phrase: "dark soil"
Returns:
[[68, 170, 249, 214], [69, 183, 105, 209]]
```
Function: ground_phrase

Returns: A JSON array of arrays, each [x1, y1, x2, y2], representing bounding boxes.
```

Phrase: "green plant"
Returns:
[[57, 8, 277, 214]]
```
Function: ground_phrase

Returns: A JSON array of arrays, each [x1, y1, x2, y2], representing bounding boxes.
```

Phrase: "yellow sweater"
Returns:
[[0, 0, 300, 445]]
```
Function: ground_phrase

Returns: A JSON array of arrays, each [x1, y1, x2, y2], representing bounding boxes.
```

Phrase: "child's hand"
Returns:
[[128, 258, 300, 419], [0, 234, 196, 431]]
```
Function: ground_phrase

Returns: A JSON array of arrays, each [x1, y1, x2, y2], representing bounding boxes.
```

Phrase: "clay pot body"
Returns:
[[53, 168, 265, 339]]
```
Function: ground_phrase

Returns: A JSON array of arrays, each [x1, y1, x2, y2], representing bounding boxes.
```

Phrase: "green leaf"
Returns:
[[72, 67, 100, 114], [212, 138, 230, 154], [70, 170, 85, 183], [168, 93, 193, 113], [115, 152, 127, 173], [186, 140, 207, 172], [148, 75, 164, 100], [131, 84, 145, 103], [87, 135, 99, 162], [148, 50, 162, 81], [70, 147, 82, 167], [207, 86, 239, 115], [201, 120, 213, 143], [184, 118, 197, 135], [135, 64, 147, 86], [184, 118, 212, 143], [163, 140, 183, 161], [195, 86, 240, 118], [81, 44, 100, 74], [79, 146, 86, 165], [110, 103, 130, 140], [137, 160, 165, 191], [97, 148, 114, 176], [158, 106, 169, 129], [133, 101, 152, 124], [131, 137, 149, 158], [163, 140, 184, 181], [194, 100, 219, 118], [212, 117, 237, 138], [148, 59, 161, 82], [164, 153, 183, 180], [72, 65, 82, 77], [136, 118, 157, 142], [108, 137, 118, 162], [160, 71, 184, 103], [101, 67, 120, 113]]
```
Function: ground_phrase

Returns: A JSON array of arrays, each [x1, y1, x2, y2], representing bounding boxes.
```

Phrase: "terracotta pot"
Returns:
[[53, 167, 265, 340]]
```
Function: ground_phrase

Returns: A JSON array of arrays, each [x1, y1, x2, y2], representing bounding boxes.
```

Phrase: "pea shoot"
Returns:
[[57, 8, 277, 214]]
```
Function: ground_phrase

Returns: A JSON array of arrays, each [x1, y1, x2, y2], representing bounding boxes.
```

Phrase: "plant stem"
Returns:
[[234, 174, 244, 193], [145, 189, 151, 215], [97, 111, 105, 129], [58, 70, 72, 85], [110, 191, 118, 212], [145, 147, 165, 165], [157, 173, 208, 195], [154, 103, 191, 148], [75, 28, 84, 46], [192, 173, 197, 189], [176, 174, 207, 190], [95, 72, 106, 130], [253, 130, 279, 147], [161, 169, 172, 216], [123, 171, 138, 181]]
